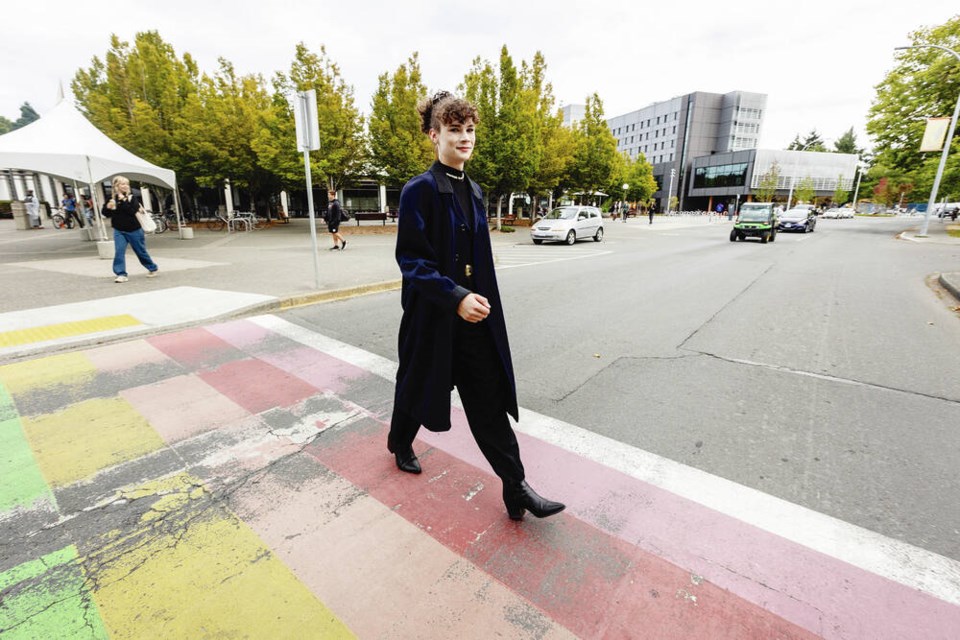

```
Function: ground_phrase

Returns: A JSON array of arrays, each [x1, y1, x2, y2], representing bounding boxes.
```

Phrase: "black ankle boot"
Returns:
[[502, 481, 565, 520], [394, 449, 421, 474]]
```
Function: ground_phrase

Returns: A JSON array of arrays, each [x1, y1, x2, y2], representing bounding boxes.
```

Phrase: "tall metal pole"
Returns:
[[296, 91, 322, 289], [851, 164, 864, 212], [666, 168, 675, 213], [895, 45, 960, 237]]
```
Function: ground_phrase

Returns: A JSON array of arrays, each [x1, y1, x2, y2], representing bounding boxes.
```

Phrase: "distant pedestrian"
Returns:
[[648, 204, 654, 225], [81, 194, 94, 227], [389, 90, 564, 521], [62, 192, 83, 228], [622, 201, 629, 222], [102, 175, 159, 283], [24, 190, 42, 228], [327, 190, 346, 250], [715, 202, 725, 220]]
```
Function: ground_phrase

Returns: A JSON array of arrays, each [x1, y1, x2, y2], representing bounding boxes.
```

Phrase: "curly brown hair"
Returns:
[[416, 91, 479, 134]]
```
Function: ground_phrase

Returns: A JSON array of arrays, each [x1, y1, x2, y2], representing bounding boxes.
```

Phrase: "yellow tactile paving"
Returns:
[[92, 474, 353, 639], [22, 397, 166, 487], [0, 314, 141, 348], [0, 352, 97, 396]]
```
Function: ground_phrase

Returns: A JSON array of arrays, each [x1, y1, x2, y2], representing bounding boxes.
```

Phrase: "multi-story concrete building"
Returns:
[[564, 90, 767, 212]]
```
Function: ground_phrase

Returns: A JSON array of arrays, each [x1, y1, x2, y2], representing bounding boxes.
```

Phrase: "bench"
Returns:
[[490, 214, 517, 227], [351, 212, 387, 226]]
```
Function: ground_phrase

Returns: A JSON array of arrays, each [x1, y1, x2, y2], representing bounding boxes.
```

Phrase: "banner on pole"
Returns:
[[920, 117, 950, 152], [293, 90, 320, 151]]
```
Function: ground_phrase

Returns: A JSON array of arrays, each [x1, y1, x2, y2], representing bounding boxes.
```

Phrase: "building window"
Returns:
[[693, 162, 749, 189], [656, 116, 660, 124]]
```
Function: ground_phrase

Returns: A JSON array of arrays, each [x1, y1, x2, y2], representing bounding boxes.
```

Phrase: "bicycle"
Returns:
[[163, 211, 180, 231], [151, 213, 168, 234], [51, 209, 76, 229]]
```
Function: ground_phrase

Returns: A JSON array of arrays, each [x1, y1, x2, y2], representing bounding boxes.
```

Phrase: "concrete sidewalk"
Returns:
[[2, 314, 958, 639]]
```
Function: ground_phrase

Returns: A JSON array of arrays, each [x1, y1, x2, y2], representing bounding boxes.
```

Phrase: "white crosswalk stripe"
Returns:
[[493, 244, 612, 269]]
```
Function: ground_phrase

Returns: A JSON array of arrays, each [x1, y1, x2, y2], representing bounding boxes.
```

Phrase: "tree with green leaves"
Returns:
[[73, 32, 199, 173], [833, 127, 861, 155], [368, 53, 434, 185], [181, 60, 275, 209], [787, 129, 827, 151], [460, 56, 499, 196], [0, 115, 13, 135], [834, 174, 850, 205], [754, 162, 781, 201], [460, 47, 561, 217], [569, 93, 618, 198], [255, 43, 366, 192], [794, 176, 815, 204], [867, 16, 959, 201]]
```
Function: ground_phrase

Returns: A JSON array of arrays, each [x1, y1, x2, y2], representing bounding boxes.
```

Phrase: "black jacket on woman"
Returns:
[[394, 161, 518, 432], [102, 195, 143, 232]]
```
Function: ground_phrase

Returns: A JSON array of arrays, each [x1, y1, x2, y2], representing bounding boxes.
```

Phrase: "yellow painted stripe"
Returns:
[[92, 474, 354, 638], [0, 314, 141, 348], [23, 397, 166, 487], [0, 351, 97, 395]]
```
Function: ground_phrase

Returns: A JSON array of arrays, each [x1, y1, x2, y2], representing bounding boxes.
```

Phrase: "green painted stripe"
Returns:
[[0, 546, 108, 639], [0, 384, 55, 513]]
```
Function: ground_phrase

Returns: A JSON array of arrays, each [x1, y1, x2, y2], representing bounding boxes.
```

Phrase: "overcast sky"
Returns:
[[1, 1, 954, 151]]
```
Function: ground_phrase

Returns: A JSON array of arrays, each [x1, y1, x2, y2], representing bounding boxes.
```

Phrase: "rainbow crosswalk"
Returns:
[[0, 315, 957, 638]]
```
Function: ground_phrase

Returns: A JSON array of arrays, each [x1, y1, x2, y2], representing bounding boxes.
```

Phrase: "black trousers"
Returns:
[[389, 320, 525, 485]]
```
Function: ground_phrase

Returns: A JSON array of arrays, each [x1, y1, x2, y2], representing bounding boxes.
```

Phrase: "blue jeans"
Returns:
[[113, 228, 158, 276]]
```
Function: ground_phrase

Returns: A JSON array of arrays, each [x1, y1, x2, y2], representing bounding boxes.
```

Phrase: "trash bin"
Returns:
[[11, 201, 31, 230]]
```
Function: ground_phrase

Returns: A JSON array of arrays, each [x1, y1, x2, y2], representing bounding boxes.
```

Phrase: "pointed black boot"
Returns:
[[394, 449, 422, 474], [503, 481, 565, 520]]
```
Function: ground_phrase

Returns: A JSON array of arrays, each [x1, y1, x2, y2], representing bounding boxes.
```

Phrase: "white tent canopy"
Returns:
[[0, 100, 176, 189]]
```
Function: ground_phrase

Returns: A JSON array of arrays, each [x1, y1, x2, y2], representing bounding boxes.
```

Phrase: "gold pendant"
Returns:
[[465, 264, 473, 277]]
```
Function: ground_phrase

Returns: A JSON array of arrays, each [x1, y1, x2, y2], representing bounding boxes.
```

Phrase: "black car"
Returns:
[[778, 206, 817, 233]]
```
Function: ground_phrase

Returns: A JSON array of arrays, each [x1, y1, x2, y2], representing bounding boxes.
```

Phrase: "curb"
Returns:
[[0, 279, 403, 365], [939, 272, 960, 303]]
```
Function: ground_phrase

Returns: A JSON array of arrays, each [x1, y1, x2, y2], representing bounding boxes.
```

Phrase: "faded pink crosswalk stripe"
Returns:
[[249, 315, 960, 639]]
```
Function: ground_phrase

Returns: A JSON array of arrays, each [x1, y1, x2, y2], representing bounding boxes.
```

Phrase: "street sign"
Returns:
[[293, 90, 320, 151]]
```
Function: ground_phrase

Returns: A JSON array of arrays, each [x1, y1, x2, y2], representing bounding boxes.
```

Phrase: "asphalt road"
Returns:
[[281, 217, 960, 561]]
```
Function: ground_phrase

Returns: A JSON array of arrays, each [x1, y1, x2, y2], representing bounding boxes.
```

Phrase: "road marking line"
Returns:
[[251, 313, 960, 607]]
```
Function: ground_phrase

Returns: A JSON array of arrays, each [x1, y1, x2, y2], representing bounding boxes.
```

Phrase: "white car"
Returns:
[[531, 206, 604, 245], [823, 207, 854, 219]]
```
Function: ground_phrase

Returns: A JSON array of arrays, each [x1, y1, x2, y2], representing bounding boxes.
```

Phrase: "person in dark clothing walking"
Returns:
[[327, 190, 346, 250], [102, 176, 158, 283], [388, 91, 565, 521]]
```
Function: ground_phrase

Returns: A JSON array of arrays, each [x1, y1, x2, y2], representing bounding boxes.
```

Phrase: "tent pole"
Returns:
[[173, 177, 186, 238], [86, 156, 107, 241]]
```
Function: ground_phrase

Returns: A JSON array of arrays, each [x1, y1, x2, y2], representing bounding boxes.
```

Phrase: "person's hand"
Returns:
[[106, 200, 116, 210], [457, 293, 491, 323]]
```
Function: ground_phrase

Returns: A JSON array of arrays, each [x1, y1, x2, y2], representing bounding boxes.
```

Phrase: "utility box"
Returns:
[[11, 201, 30, 230]]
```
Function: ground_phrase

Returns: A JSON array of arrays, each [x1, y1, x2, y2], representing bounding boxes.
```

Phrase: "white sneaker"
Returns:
[[115, 275, 129, 283], [147, 270, 159, 278]]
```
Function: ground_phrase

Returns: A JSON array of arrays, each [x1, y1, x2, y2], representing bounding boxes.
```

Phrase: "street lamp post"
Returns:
[[851, 162, 866, 212], [785, 142, 814, 210], [622, 183, 628, 221], [666, 168, 676, 214], [895, 44, 960, 236]]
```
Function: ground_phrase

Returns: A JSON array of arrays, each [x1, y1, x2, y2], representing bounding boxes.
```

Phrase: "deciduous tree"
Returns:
[[368, 53, 433, 186], [867, 16, 960, 200]]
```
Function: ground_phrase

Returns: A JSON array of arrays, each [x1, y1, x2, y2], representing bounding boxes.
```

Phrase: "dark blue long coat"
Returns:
[[393, 162, 518, 432]]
